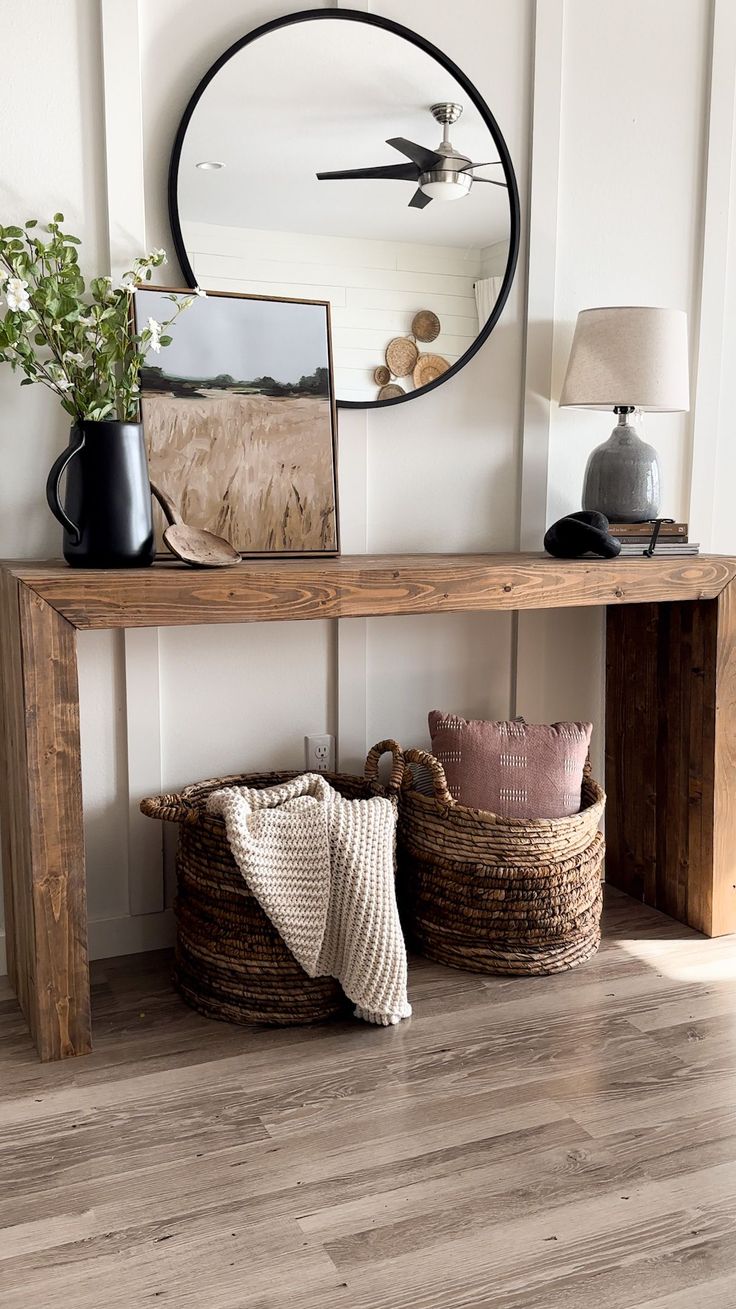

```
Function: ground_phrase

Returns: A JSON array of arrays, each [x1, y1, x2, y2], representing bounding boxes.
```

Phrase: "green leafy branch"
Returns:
[[0, 214, 197, 422]]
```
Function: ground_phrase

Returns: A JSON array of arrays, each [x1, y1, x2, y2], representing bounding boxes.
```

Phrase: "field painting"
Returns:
[[135, 288, 338, 555]]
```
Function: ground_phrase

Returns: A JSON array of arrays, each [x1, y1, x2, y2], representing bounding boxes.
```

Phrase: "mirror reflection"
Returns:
[[173, 14, 516, 406]]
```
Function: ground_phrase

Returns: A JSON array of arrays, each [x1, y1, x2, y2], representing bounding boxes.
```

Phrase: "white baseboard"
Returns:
[[0, 909, 175, 979]]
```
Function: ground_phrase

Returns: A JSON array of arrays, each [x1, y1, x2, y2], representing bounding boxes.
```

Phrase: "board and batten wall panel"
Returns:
[[0, 0, 137, 968], [358, 0, 532, 755], [158, 619, 336, 793], [691, 2, 736, 555], [515, 0, 713, 789], [365, 611, 516, 754], [182, 221, 483, 401], [549, 0, 710, 527], [709, 156, 736, 554]]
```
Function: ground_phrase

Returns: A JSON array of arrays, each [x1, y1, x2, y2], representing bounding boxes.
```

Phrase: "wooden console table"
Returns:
[[1, 553, 735, 1061]]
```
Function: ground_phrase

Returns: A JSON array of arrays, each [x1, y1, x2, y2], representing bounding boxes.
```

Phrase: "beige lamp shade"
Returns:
[[559, 306, 690, 412]]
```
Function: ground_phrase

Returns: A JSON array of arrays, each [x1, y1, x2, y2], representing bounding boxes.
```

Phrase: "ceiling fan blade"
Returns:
[[387, 137, 443, 170], [316, 162, 418, 181], [408, 188, 432, 209], [470, 177, 509, 188], [460, 160, 503, 172]]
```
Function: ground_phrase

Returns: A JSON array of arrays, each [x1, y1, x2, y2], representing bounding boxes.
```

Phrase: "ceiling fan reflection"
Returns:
[[316, 102, 506, 209]]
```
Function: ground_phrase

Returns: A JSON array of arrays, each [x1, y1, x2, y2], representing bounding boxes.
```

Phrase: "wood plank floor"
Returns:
[[2, 887, 736, 1307]]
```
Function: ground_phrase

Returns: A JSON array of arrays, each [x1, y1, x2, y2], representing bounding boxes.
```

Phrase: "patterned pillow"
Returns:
[[428, 711, 592, 819]]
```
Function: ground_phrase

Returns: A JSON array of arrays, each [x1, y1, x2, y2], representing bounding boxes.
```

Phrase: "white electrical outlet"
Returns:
[[305, 733, 335, 773]]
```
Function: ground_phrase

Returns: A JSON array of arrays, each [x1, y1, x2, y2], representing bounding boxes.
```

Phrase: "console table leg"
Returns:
[[0, 576, 90, 1059], [606, 586, 736, 936]]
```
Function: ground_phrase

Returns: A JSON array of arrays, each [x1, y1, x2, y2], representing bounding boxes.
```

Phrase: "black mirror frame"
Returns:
[[168, 7, 521, 411]]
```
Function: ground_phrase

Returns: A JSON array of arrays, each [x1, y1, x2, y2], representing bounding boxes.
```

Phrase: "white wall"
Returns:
[[183, 220, 486, 401], [0, 0, 135, 949], [0, 0, 729, 970], [710, 206, 736, 552], [690, 2, 736, 556], [549, 0, 709, 527], [516, 0, 712, 776], [0, 1, 108, 554], [481, 241, 510, 279]]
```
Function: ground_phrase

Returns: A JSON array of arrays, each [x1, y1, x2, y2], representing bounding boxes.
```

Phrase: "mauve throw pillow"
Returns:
[[428, 711, 593, 819]]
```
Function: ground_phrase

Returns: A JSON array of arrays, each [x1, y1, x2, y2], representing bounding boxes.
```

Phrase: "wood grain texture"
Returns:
[[0, 573, 31, 1010], [1, 888, 736, 1308], [713, 579, 736, 934], [3, 554, 734, 630], [606, 587, 736, 936], [0, 584, 90, 1060], [605, 602, 658, 905]]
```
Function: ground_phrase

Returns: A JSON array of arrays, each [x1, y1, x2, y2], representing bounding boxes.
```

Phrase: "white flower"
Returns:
[[49, 363, 72, 391], [115, 276, 136, 293], [64, 351, 85, 365], [146, 318, 163, 354], [6, 277, 30, 312], [152, 248, 167, 264]]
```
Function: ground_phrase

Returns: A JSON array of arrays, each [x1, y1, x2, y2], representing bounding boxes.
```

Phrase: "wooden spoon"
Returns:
[[150, 481, 240, 567]]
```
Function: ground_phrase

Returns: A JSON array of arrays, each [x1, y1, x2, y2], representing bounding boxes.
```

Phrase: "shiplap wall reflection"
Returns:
[[183, 221, 504, 401]]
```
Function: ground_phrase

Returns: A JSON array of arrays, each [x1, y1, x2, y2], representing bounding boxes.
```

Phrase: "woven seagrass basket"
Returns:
[[140, 740, 404, 1025], [397, 748, 605, 976]]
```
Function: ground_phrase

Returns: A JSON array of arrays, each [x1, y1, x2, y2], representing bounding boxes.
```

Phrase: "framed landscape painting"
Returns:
[[134, 287, 339, 555]]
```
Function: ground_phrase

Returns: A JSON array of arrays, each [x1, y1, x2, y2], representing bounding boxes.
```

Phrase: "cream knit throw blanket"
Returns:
[[207, 774, 411, 1026]]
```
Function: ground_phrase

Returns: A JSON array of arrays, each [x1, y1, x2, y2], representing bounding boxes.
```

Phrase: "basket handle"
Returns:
[[400, 748, 455, 806], [363, 739, 405, 791], [139, 793, 200, 825]]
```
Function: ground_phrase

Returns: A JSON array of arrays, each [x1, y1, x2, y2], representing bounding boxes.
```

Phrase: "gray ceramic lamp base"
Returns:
[[582, 412, 661, 523]]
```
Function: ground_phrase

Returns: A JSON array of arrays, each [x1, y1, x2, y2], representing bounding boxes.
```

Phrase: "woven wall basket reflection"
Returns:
[[397, 749, 605, 976], [141, 741, 405, 1025], [412, 309, 441, 343], [413, 353, 450, 388], [385, 336, 419, 378]]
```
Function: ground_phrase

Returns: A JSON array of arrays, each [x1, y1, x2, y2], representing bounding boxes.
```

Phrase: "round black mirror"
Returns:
[[169, 7, 520, 409]]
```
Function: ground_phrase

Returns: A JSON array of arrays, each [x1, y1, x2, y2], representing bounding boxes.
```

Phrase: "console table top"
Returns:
[[1, 552, 734, 630]]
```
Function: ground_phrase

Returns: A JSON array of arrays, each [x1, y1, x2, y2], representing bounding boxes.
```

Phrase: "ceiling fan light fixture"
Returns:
[[419, 172, 472, 202]]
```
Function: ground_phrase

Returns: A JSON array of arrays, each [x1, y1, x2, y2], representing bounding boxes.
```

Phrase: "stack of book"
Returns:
[[610, 522, 699, 557]]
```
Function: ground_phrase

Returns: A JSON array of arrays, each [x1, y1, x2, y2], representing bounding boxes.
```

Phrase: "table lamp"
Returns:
[[559, 306, 690, 522]]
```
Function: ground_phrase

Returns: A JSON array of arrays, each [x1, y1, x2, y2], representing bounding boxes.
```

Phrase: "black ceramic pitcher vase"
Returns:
[[46, 420, 155, 568]]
